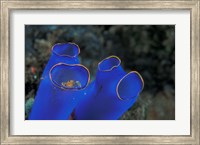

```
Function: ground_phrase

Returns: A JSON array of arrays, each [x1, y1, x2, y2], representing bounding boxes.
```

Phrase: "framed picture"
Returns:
[[1, 0, 199, 144]]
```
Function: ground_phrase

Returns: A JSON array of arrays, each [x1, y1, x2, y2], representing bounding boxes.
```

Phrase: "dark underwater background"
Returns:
[[25, 25, 175, 120]]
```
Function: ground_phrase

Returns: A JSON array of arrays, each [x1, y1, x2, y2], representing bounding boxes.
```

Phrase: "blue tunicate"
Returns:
[[41, 42, 80, 79], [29, 63, 90, 120], [75, 56, 144, 120]]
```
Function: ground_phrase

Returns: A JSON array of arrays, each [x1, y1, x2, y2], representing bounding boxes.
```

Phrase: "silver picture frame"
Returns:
[[0, 0, 199, 144]]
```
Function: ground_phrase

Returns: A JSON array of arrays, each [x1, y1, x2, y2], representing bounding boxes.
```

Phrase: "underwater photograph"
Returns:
[[25, 25, 175, 120]]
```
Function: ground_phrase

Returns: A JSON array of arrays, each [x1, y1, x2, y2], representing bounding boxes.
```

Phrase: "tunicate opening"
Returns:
[[52, 43, 80, 57], [98, 56, 121, 71], [49, 63, 90, 90], [117, 71, 144, 100]]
